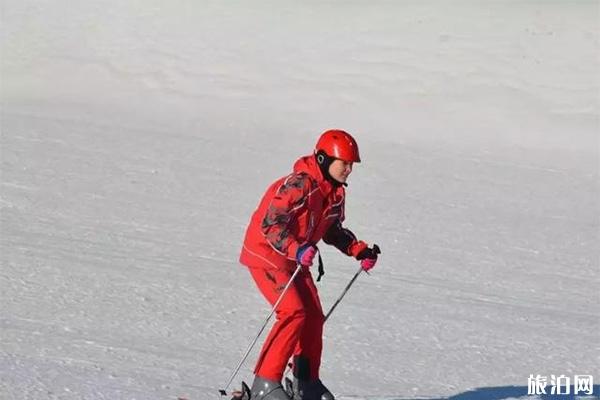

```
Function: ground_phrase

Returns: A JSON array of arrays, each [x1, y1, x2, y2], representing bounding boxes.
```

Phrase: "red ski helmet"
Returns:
[[315, 129, 361, 163]]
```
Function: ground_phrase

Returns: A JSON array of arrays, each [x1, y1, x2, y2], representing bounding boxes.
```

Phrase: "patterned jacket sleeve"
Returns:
[[322, 219, 368, 258], [261, 173, 311, 259]]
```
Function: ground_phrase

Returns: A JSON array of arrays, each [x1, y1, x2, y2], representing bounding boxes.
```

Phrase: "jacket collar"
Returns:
[[293, 155, 344, 198]]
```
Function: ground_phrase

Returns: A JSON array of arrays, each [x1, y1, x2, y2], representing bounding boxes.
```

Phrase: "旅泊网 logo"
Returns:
[[527, 374, 594, 396]]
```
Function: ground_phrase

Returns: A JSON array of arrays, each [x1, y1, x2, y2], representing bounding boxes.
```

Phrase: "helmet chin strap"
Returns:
[[315, 152, 347, 187]]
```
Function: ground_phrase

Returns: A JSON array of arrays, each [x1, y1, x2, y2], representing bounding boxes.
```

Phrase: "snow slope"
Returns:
[[1, 1, 599, 399]]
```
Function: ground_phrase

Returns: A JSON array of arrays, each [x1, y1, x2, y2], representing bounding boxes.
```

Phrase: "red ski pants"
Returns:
[[248, 266, 324, 382]]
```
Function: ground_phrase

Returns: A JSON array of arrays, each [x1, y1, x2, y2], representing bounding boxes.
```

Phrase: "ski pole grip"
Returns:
[[373, 244, 381, 255]]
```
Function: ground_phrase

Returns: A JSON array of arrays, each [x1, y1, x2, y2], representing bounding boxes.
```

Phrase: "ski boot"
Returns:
[[288, 378, 334, 400], [250, 376, 292, 400], [288, 356, 334, 400]]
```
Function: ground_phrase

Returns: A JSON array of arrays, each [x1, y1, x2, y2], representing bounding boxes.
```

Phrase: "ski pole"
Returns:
[[218, 263, 303, 398], [324, 266, 363, 322], [324, 244, 380, 322], [282, 244, 381, 378]]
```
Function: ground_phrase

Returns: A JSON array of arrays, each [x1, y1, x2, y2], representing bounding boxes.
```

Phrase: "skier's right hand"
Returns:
[[296, 243, 317, 267]]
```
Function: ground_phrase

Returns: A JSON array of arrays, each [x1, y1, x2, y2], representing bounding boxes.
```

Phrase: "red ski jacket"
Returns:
[[240, 155, 367, 272]]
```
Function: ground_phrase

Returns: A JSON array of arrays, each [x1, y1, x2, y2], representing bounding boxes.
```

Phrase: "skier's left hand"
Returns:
[[356, 244, 380, 272]]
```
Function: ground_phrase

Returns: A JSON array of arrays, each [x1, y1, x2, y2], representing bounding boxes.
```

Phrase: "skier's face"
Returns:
[[329, 159, 353, 183]]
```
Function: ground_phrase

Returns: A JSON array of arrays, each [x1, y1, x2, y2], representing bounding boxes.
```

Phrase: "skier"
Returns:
[[239, 129, 380, 400]]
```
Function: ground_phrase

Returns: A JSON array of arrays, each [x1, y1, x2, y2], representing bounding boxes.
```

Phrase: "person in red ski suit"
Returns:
[[239, 130, 380, 400]]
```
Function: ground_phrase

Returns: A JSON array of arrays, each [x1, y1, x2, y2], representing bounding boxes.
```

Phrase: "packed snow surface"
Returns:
[[1, 1, 599, 400]]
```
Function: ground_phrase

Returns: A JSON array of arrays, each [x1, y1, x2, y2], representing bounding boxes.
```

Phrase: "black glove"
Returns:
[[356, 244, 381, 260]]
